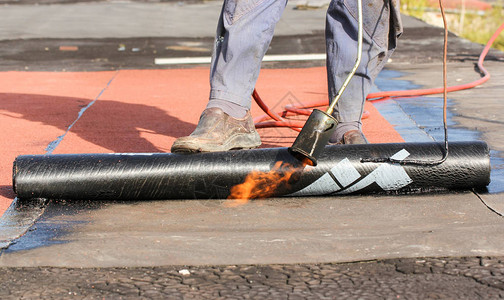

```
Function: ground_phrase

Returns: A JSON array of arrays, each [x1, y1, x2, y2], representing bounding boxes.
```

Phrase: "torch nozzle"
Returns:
[[288, 109, 338, 166]]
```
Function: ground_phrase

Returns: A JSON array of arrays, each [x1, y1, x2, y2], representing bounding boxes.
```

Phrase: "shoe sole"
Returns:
[[171, 132, 261, 154]]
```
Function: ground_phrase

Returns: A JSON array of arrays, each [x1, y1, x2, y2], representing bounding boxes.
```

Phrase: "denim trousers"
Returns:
[[209, 0, 402, 138]]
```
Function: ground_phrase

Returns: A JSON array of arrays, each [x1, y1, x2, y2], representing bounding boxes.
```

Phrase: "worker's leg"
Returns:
[[207, 0, 288, 116], [326, 0, 402, 144], [171, 0, 287, 153]]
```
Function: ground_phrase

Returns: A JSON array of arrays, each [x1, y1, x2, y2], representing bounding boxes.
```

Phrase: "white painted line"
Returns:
[[154, 53, 326, 65], [262, 54, 326, 62], [155, 57, 211, 65]]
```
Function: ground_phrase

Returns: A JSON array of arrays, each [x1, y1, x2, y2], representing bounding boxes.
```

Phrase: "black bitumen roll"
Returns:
[[13, 141, 490, 200]]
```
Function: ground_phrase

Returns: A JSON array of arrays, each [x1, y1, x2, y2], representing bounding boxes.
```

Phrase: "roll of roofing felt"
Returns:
[[13, 141, 490, 201]]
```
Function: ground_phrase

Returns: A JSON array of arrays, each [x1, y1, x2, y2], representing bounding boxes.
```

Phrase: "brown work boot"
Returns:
[[330, 130, 368, 145], [171, 108, 261, 153], [341, 130, 368, 144]]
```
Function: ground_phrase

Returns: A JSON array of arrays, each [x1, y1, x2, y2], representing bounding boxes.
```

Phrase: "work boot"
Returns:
[[330, 130, 368, 145], [171, 108, 261, 153]]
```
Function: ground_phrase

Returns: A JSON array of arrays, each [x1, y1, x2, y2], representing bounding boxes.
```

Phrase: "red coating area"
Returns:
[[0, 67, 404, 216], [0, 71, 117, 216]]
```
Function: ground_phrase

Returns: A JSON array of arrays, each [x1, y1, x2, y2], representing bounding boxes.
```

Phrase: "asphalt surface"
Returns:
[[1, 257, 504, 299], [0, 10, 502, 72], [1, 0, 504, 298]]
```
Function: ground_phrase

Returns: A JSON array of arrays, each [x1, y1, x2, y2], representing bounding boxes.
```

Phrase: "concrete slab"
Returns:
[[2, 192, 503, 267]]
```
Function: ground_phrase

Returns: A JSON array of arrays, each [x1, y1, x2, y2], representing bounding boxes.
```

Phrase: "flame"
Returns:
[[225, 160, 306, 207]]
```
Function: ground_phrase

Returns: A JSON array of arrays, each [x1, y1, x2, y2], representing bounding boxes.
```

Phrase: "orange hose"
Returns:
[[253, 21, 504, 131]]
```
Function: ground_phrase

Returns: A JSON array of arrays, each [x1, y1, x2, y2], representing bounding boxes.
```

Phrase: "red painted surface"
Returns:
[[0, 71, 117, 216], [0, 67, 404, 216]]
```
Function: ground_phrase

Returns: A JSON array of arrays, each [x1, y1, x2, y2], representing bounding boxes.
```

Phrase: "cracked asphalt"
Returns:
[[1, 256, 504, 299]]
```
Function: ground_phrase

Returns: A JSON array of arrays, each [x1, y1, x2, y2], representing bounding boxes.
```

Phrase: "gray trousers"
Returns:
[[209, 0, 402, 140]]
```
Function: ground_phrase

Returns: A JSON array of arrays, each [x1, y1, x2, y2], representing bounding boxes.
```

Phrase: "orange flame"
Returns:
[[225, 160, 306, 207]]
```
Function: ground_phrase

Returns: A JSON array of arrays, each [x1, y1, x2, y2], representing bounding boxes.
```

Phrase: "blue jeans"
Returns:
[[209, 0, 402, 141]]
